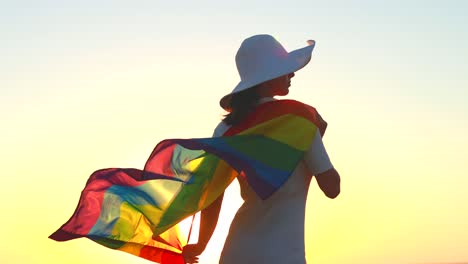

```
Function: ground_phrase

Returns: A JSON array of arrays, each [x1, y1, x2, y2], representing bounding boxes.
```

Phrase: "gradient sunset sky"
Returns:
[[1, 1, 467, 264]]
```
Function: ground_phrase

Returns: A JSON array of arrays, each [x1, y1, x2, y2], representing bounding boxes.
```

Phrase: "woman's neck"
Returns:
[[258, 97, 276, 104]]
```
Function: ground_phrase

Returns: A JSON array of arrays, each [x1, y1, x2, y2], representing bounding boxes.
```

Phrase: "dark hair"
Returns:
[[223, 86, 260, 126]]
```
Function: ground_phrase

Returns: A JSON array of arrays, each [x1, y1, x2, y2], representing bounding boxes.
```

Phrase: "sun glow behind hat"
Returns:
[[220, 35, 316, 110]]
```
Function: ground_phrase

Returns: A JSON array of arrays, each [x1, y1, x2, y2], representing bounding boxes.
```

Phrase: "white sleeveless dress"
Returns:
[[214, 98, 333, 264]]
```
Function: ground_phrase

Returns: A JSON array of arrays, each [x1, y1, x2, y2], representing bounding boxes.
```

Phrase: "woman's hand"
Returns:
[[182, 243, 205, 264]]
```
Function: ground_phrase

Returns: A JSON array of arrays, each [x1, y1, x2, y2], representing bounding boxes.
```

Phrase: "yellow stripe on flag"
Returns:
[[238, 114, 317, 151]]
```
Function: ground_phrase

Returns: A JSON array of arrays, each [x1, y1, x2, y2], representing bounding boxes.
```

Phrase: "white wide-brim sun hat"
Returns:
[[220, 34, 316, 110]]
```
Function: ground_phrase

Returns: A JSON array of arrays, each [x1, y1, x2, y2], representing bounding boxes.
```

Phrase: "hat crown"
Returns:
[[220, 34, 314, 110], [235, 35, 289, 82]]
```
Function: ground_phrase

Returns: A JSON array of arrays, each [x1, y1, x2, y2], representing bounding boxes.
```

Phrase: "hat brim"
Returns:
[[220, 40, 316, 111]]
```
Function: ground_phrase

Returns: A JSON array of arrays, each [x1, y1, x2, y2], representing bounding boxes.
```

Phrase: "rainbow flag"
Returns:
[[49, 99, 324, 263]]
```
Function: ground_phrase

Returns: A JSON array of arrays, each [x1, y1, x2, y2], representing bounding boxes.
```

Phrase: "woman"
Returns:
[[182, 35, 341, 263]]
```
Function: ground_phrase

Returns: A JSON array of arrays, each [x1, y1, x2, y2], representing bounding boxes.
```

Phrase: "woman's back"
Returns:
[[219, 162, 312, 264], [213, 99, 333, 263]]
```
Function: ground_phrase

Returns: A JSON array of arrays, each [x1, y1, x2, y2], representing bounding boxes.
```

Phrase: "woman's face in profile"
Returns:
[[259, 72, 295, 97]]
